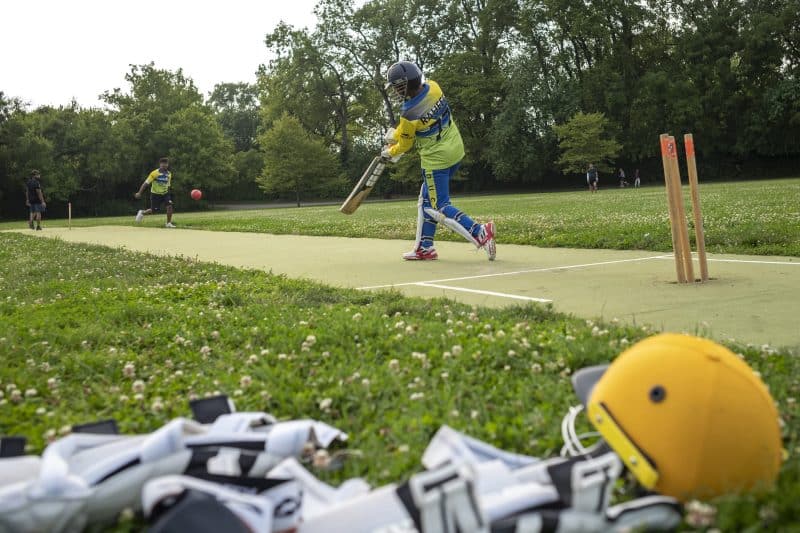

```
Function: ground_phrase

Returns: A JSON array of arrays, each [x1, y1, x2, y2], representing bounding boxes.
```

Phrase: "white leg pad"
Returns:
[[413, 186, 425, 250], [424, 207, 479, 247]]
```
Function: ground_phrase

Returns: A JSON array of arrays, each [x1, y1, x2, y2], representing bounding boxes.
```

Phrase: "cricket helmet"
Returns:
[[385, 61, 423, 101], [570, 333, 782, 501]]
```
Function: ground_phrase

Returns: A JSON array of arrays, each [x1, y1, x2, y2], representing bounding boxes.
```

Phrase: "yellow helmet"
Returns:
[[572, 333, 782, 501]]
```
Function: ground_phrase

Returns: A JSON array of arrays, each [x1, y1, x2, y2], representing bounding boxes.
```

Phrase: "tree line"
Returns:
[[1, 0, 798, 218]]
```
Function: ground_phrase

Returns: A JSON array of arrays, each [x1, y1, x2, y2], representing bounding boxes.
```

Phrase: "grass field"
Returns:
[[2, 178, 798, 256], [1, 179, 799, 530], [0, 230, 799, 531]]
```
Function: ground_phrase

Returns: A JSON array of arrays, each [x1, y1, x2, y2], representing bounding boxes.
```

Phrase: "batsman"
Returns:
[[383, 61, 496, 261]]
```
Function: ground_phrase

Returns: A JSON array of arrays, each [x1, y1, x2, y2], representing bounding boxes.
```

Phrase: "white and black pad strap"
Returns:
[[144, 474, 303, 533]]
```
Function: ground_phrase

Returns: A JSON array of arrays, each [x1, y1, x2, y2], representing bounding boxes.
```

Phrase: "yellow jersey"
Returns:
[[387, 80, 465, 170], [146, 169, 172, 195]]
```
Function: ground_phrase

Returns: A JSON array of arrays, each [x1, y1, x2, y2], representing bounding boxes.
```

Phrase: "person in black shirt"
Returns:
[[25, 170, 46, 230]]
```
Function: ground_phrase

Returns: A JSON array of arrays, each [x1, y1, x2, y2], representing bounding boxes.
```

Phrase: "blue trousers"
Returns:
[[420, 163, 481, 248]]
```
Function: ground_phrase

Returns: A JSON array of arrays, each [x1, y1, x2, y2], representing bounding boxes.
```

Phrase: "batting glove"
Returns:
[[380, 147, 402, 163]]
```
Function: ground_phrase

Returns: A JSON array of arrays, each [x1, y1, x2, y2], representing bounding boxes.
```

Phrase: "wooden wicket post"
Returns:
[[667, 135, 695, 282], [684, 134, 709, 281], [660, 134, 688, 283], [68, 202, 72, 230]]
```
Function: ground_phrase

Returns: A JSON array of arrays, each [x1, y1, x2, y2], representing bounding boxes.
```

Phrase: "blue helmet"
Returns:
[[385, 61, 423, 101]]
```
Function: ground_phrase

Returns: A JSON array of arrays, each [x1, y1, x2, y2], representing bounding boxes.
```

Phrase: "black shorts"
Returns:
[[150, 193, 173, 213]]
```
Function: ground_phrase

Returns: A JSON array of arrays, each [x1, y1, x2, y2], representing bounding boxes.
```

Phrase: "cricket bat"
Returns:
[[339, 156, 387, 214]]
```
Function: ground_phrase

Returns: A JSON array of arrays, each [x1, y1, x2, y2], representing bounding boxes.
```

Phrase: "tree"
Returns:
[[102, 63, 235, 194], [553, 112, 621, 175], [256, 114, 342, 206], [208, 82, 260, 152]]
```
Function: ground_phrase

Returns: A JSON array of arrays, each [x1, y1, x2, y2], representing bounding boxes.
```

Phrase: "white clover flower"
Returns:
[[233, 389, 243, 396], [260, 349, 270, 355], [59, 425, 71, 436], [200, 345, 212, 356], [565, 335, 575, 341], [319, 398, 333, 411], [503, 365, 511, 371], [361, 379, 370, 387], [44, 428, 57, 442], [507, 350, 517, 357], [305, 335, 317, 345], [470, 410, 479, 419], [211, 331, 220, 339], [25, 388, 37, 398], [450, 409, 459, 417], [496, 330, 506, 338], [410, 392, 425, 400], [388, 359, 400, 371], [134, 393, 144, 402], [123, 363, 135, 378], [531, 363, 543, 373], [240, 375, 252, 388], [108, 347, 117, 354], [397, 444, 410, 453], [278, 353, 288, 360], [394, 321, 405, 329], [442, 351, 452, 358], [321, 351, 331, 358], [451, 345, 463, 356], [120, 394, 129, 402], [440, 372, 449, 380], [151, 400, 164, 412], [685, 500, 716, 528], [132, 380, 145, 393], [352, 312, 363, 321], [35, 407, 46, 415]]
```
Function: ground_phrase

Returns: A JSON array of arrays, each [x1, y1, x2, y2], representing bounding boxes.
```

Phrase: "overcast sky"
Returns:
[[1, 0, 321, 108]]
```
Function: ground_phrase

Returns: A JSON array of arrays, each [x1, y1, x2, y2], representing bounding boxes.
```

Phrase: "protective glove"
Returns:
[[384, 127, 397, 145], [380, 146, 402, 163]]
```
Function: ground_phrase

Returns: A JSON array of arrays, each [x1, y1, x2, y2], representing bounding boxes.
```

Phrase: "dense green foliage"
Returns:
[[2, 0, 799, 220], [6, 179, 798, 257], [553, 112, 622, 174], [0, 232, 797, 530], [256, 114, 344, 206]]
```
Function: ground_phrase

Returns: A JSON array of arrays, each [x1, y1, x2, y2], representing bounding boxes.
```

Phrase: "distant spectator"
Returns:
[[586, 163, 599, 193], [618, 168, 628, 187], [25, 170, 46, 230], [634, 169, 641, 188]]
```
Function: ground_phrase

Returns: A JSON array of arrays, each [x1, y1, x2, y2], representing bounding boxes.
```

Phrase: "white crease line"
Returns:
[[358, 254, 669, 290], [655, 256, 799, 266], [416, 282, 553, 303]]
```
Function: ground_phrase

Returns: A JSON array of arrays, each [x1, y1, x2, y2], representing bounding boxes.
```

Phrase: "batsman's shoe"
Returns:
[[135, 210, 144, 223], [165, 222, 177, 228], [402, 246, 438, 261], [476, 221, 496, 261]]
